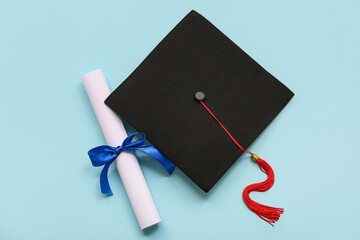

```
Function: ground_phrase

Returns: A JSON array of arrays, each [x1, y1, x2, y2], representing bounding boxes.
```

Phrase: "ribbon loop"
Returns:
[[88, 145, 119, 167], [88, 132, 175, 195], [122, 132, 146, 149]]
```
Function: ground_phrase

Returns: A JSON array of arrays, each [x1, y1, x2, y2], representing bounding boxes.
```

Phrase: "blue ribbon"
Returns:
[[88, 132, 175, 195]]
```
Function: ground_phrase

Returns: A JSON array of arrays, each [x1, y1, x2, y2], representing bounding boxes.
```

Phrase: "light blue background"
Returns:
[[1, 0, 359, 239]]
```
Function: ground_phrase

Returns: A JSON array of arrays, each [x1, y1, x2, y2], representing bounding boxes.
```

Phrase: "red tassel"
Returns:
[[198, 100, 284, 225], [242, 154, 284, 226]]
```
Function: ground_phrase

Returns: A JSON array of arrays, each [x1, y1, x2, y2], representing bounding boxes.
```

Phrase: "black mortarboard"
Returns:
[[105, 10, 293, 223]]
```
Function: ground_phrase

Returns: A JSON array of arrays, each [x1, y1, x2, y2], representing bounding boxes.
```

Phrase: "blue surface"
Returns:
[[1, 0, 360, 239]]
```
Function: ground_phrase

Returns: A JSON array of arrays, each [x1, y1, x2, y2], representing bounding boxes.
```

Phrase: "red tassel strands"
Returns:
[[243, 154, 284, 226], [199, 100, 284, 226]]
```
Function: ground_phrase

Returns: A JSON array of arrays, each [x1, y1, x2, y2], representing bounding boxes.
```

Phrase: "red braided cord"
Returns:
[[199, 101, 251, 154]]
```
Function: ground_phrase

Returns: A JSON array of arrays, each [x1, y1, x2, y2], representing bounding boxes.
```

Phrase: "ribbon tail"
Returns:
[[137, 146, 176, 174], [99, 161, 114, 195]]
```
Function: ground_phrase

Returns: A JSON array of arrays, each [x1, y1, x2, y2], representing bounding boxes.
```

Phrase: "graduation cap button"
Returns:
[[195, 91, 205, 101]]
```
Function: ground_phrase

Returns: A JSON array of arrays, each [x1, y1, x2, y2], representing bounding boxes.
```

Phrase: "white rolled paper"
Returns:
[[82, 69, 161, 230]]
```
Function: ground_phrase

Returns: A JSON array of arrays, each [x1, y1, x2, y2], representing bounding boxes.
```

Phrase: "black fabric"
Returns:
[[105, 10, 294, 192]]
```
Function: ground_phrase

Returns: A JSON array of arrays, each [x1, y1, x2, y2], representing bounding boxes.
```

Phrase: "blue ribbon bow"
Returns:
[[88, 132, 175, 195]]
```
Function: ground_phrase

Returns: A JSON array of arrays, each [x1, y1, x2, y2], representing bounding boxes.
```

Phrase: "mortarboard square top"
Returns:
[[105, 10, 294, 192]]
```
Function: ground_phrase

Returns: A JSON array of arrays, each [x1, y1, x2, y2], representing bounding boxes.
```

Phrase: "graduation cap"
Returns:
[[105, 10, 294, 225]]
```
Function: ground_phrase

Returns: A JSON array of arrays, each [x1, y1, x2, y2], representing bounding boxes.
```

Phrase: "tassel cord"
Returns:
[[199, 100, 284, 225]]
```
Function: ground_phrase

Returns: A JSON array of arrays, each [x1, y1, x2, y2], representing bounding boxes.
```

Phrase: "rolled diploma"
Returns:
[[82, 69, 161, 230]]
